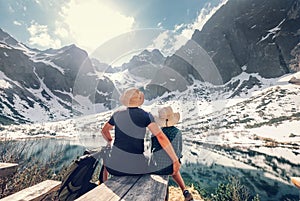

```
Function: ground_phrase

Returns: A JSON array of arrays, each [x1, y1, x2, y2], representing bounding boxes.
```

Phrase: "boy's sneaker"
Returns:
[[183, 189, 194, 201]]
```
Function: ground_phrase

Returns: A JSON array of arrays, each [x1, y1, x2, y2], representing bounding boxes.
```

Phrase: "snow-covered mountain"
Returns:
[[1, 0, 300, 125], [0, 28, 117, 124], [193, 0, 300, 81], [155, 0, 300, 96], [105, 0, 300, 101]]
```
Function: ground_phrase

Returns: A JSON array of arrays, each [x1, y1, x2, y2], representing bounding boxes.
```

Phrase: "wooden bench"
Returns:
[[0, 179, 61, 201], [75, 174, 169, 201], [0, 162, 18, 177]]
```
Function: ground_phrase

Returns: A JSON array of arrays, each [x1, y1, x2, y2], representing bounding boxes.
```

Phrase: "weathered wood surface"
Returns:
[[75, 174, 169, 201], [122, 174, 169, 200], [0, 179, 61, 201], [75, 176, 140, 201], [0, 162, 18, 177]]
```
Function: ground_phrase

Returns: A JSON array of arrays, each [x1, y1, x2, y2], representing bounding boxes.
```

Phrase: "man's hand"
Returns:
[[172, 160, 181, 175]]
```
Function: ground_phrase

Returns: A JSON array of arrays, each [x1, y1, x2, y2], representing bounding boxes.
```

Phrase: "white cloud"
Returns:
[[181, 0, 228, 39], [8, 5, 14, 13], [174, 23, 184, 32], [149, 0, 228, 56], [13, 21, 22, 26], [58, 0, 135, 54], [152, 31, 169, 49], [54, 25, 69, 38], [27, 22, 61, 49], [157, 22, 163, 28], [148, 30, 189, 57]]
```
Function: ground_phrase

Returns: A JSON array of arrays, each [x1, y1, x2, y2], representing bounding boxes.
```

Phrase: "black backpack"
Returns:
[[58, 153, 99, 201]]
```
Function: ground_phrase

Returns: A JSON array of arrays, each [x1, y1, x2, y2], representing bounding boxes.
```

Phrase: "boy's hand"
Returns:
[[106, 140, 112, 148]]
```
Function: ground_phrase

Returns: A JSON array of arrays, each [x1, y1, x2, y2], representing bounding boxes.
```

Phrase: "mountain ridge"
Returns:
[[1, 0, 300, 124], [0, 28, 117, 124], [150, 0, 300, 97]]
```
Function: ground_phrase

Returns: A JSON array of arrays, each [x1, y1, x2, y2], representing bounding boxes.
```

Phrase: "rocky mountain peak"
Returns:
[[139, 0, 300, 98], [0, 28, 19, 47], [141, 0, 300, 98], [190, 0, 300, 83], [0, 30, 116, 124]]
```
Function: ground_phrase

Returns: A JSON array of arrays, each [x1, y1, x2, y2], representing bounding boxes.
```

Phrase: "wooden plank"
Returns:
[[0, 180, 61, 201], [121, 174, 169, 201], [0, 162, 18, 177], [75, 176, 141, 201]]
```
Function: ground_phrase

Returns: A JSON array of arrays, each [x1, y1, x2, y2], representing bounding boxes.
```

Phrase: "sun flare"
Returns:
[[60, 0, 135, 53]]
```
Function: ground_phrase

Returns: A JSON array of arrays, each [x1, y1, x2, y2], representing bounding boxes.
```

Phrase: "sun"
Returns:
[[60, 0, 135, 53]]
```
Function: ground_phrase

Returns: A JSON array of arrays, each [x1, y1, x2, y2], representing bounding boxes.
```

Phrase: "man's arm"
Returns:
[[148, 122, 180, 174]]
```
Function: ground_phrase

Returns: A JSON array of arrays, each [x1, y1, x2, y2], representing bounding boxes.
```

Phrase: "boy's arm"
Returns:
[[148, 122, 180, 175], [179, 131, 183, 158], [101, 122, 113, 144]]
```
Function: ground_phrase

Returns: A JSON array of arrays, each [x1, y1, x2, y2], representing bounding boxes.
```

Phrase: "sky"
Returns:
[[0, 0, 226, 64]]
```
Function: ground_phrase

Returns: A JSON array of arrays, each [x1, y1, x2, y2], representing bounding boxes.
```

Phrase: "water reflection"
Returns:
[[1, 135, 106, 171]]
